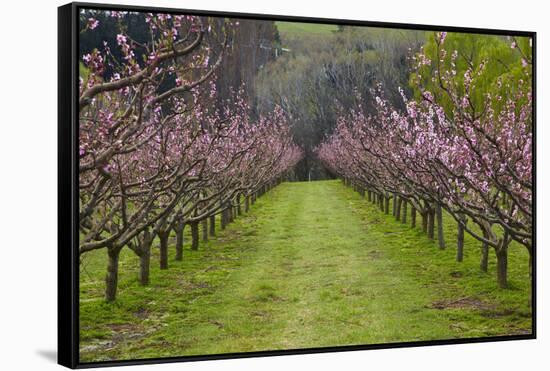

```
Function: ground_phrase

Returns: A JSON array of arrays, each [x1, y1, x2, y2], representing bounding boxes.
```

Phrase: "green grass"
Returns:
[[79, 180, 532, 362]]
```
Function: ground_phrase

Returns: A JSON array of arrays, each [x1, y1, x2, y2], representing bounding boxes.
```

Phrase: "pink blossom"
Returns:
[[87, 17, 99, 30], [116, 34, 127, 45]]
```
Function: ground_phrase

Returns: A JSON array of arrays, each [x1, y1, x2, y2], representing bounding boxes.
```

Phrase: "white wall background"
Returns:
[[0, 0, 546, 369]]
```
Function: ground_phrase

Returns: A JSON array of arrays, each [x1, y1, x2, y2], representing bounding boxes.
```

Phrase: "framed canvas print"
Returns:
[[58, 2, 536, 368]]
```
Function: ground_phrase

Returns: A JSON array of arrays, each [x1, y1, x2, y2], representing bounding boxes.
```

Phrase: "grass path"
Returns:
[[80, 180, 531, 362]]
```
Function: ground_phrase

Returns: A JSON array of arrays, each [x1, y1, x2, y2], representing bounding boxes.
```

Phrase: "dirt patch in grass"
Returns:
[[251, 310, 273, 319], [208, 320, 225, 329], [134, 307, 150, 320], [176, 278, 212, 291], [107, 323, 139, 332], [430, 296, 495, 311], [188, 281, 211, 290], [431, 298, 528, 323], [367, 250, 382, 259], [80, 340, 115, 353], [480, 308, 523, 318], [81, 323, 151, 354]]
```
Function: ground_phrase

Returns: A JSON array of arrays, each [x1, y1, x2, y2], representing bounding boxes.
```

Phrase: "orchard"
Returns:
[[77, 10, 533, 361]]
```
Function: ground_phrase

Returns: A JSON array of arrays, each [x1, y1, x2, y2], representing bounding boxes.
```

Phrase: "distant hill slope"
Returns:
[[275, 21, 338, 41]]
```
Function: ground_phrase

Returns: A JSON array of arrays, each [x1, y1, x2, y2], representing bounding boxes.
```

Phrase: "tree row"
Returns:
[[318, 32, 532, 288], [78, 11, 302, 301]]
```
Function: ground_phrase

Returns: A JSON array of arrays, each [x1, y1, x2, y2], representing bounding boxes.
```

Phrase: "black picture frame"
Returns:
[[58, 2, 536, 368]]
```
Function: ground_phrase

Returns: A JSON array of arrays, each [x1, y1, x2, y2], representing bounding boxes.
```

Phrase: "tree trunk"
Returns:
[[367, 190, 372, 202], [225, 206, 230, 224], [395, 197, 402, 221], [384, 193, 390, 214], [139, 248, 150, 286], [427, 206, 435, 240], [401, 199, 407, 224], [159, 230, 169, 269], [245, 195, 250, 212], [392, 193, 397, 216], [175, 222, 185, 261], [411, 206, 416, 228], [436, 204, 446, 249], [105, 247, 120, 302], [228, 203, 234, 223], [237, 194, 242, 215], [138, 230, 153, 285], [496, 243, 508, 289], [480, 231, 489, 272], [202, 219, 208, 242], [221, 209, 227, 230], [191, 222, 199, 250], [457, 220, 464, 262], [209, 215, 215, 236]]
